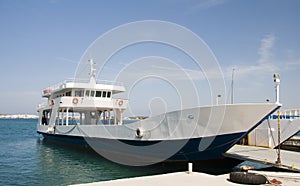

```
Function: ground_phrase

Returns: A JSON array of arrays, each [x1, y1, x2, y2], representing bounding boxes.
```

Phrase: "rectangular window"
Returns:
[[85, 90, 90, 97], [96, 91, 102, 97], [107, 91, 111, 98], [90, 91, 95, 97], [75, 90, 84, 97], [66, 91, 71, 96], [102, 91, 107, 98]]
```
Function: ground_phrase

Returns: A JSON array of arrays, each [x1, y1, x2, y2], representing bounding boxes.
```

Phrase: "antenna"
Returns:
[[231, 68, 235, 104], [89, 59, 96, 84]]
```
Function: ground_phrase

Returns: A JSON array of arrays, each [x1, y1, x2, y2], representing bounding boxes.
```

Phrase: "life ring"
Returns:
[[73, 98, 78, 104], [229, 172, 267, 185], [135, 127, 144, 138], [118, 100, 123, 106]]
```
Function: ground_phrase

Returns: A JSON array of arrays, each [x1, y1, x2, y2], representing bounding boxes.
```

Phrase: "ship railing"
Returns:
[[47, 97, 128, 109], [269, 109, 300, 120], [37, 102, 48, 109], [42, 78, 124, 96]]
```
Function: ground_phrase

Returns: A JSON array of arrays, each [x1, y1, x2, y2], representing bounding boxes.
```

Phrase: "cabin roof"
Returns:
[[42, 78, 125, 97]]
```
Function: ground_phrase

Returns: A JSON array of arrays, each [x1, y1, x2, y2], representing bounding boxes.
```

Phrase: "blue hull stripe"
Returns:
[[39, 132, 245, 161]]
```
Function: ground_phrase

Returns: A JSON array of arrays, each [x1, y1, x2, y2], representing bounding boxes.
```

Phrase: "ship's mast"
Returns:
[[231, 68, 235, 104], [89, 59, 96, 84]]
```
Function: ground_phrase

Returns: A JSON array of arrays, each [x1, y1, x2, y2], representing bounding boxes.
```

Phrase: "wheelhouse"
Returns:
[[37, 59, 128, 128]]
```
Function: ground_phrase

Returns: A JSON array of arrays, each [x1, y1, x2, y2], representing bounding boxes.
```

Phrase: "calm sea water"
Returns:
[[1, 119, 294, 186], [0, 119, 190, 186], [0, 119, 229, 186]]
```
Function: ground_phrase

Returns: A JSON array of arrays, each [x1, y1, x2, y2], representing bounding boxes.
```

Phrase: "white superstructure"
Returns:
[[37, 60, 128, 129]]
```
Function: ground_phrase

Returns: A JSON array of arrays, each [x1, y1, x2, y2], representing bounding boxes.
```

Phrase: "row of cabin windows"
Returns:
[[85, 90, 111, 98], [55, 90, 111, 98], [55, 91, 71, 98]]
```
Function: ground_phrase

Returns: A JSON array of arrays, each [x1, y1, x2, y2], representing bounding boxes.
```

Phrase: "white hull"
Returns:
[[37, 103, 279, 163], [38, 104, 279, 141]]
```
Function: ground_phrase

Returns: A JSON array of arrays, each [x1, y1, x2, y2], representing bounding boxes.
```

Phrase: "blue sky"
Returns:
[[0, 0, 300, 115]]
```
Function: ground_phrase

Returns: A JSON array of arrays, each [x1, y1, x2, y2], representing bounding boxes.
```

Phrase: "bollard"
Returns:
[[188, 162, 193, 174]]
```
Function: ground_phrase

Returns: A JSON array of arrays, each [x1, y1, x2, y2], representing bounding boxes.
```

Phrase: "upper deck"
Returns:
[[38, 59, 128, 126], [42, 78, 125, 98]]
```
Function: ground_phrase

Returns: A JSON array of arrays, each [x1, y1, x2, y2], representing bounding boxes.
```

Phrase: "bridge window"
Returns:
[[107, 91, 111, 98], [90, 91, 95, 97], [66, 91, 71, 96], [75, 90, 84, 97], [85, 90, 90, 97], [96, 91, 102, 97], [102, 91, 107, 98]]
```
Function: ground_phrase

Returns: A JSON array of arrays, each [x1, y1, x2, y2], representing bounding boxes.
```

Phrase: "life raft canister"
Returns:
[[72, 98, 79, 104], [43, 88, 52, 94]]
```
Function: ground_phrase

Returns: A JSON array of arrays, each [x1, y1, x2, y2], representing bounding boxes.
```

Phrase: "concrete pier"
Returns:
[[71, 144, 300, 186], [72, 171, 300, 186]]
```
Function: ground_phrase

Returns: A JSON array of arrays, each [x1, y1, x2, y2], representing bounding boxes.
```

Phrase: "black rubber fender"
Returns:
[[229, 172, 267, 185]]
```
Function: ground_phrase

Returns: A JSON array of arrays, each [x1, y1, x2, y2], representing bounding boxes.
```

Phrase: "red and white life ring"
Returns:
[[118, 100, 123, 106], [73, 98, 78, 104]]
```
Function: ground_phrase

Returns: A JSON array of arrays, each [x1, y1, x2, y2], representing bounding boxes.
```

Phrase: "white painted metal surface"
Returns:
[[37, 104, 280, 140]]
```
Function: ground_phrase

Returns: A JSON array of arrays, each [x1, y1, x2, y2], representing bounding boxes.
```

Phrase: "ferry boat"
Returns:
[[246, 109, 300, 148], [37, 60, 280, 164]]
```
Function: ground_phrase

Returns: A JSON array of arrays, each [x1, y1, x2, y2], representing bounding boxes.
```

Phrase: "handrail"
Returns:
[[269, 109, 300, 120], [37, 97, 128, 109], [283, 109, 300, 116], [37, 102, 48, 109]]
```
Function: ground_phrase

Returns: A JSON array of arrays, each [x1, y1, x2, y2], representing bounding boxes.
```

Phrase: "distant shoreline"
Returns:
[[0, 115, 148, 120], [0, 114, 38, 119]]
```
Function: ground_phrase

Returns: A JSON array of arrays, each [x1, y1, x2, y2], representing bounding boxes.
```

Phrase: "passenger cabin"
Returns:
[[37, 60, 128, 127]]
